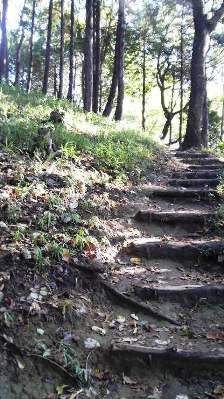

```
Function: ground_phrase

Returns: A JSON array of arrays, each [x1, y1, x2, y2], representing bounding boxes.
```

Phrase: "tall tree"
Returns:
[[14, 0, 27, 86], [114, 0, 125, 121], [103, 0, 125, 118], [92, 0, 101, 113], [58, 0, 65, 99], [182, 0, 224, 149], [26, 0, 36, 93], [67, 0, 75, 101], [0, 0, 8, 83], [42, 0, 54, 94], [83, 0, 93, 112], [142, 35, 146, 130]]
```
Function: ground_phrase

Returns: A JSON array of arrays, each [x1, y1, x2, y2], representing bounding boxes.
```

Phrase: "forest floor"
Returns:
[[0, 146, 224, 399]]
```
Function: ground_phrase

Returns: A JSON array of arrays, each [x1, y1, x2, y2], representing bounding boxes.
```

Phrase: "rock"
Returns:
[[84, 338, 100, 349], [92, 326, 106, 336]]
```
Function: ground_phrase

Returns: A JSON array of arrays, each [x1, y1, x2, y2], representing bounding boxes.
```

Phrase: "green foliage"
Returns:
[[0, 85, 157, 181]]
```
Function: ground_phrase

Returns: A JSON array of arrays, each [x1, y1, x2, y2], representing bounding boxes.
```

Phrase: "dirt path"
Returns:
[[95, 150, 224, 399], [1, 150, 224, 399]]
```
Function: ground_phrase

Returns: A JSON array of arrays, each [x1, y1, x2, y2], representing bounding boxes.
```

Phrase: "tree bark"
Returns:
[[53, 64, 57, 97], [221, 71, 224, 141], [83, 0, 93, 112], [0, 0, 8, 83], [42, 0, 53, 94], [142, 37, 146, 130], [201, 85, 209, 147], [26, 0, 36, 93], [14, 0, 27, 86], [103, 0, 124, 117], [92, 0, 101, 113], [183, 0, 224, 149], [58, 0, 65, 99], [67, 0, 75, 101], [179, 2, 184, 145], [114, 0, 125, 121]]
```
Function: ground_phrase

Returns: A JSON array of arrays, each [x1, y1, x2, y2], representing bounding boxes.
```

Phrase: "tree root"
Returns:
[[100, 279, 180, 325], [111, 343, 224, 365]]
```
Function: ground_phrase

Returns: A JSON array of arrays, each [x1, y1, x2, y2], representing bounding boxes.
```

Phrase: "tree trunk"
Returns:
[[83, 0, 93, 112], [26, 0, 36, 93], [221, 73, 224, 141], [0, 0, 8, 83], [114, 0, 125, 121], [201, 84, 209, 148], [142, 37, 146, 130], [179, 1, 184, 145], [58, 0, 65, 99], [42, 0, 53, 94], [92, 0, 101, 113], [183, 0, 224, 149], [67, 0, 75, 101], [53, 64, 57, 97], [103, 1, 122, 117], [169, 75, 175, 145], [14, 0, 27, 86]]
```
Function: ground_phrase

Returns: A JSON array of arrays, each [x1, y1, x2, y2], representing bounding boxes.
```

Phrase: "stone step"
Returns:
[[188, 164, 223, 171], [147, 185, 217, 199], [126, 238, 224, 263], [134, 209, 215, 225], [180, 158, 224, 165], [111, 343, 224, 367], [175, 152, 212, 159], [168, 178, 219, 188], [172, 171, 220, 179], [134, 284, 224, 305]]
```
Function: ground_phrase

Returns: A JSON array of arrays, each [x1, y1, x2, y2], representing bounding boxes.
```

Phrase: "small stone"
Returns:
[[29, 292, 39, 300], [0, 222, 8, 229], [84, 338, 100, 349]]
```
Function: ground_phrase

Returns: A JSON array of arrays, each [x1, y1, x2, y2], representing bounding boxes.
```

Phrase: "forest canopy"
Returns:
[[0, 0, 223, 149]]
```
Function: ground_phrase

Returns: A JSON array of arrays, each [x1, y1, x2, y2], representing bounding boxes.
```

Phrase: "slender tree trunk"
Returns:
[[169, 75, 175, 145], [0, 0, 8, 83], [92, 0, 101, 113], [201, 86, 209, 147], [26, 0, 36, 93], [221, 70, 224, 141], [83, 0, 93, 112], [42, 0, 53, 94], [183, 0, 224, 149], [14, 0, 27, 86], [53, 64, 57, 96], [67, 0, 75, 101], [183, 8, 207, 148], [114, 0, 125, 121], [179, 1, 184, 145], [58, 0, 65, 99], [103, 0, 124, 117], [142, 36, 146, 130]]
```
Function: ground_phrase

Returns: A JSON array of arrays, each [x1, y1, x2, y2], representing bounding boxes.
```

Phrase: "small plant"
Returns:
[[5, 204, 22, 223], [59, 299, 76, 323], [34, 246, 47, 270], [48, 193, 64, 210], [12, 229, 24, 242], [59, 341, 88, 384], [47, 240, 64, 260], [3, 311, 14, 327], [61, 142, 77, 159], [74, 228, 92, 251], [39, 211, 55, 231]]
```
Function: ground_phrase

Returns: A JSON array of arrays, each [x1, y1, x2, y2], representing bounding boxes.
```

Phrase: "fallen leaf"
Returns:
[[130, 257, 142, 265], [92, 326, 106, 336], [122, 375, 137, 385]]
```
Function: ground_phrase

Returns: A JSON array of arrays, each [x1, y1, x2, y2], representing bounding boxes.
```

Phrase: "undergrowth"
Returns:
[[0, 85, 158, 181]]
